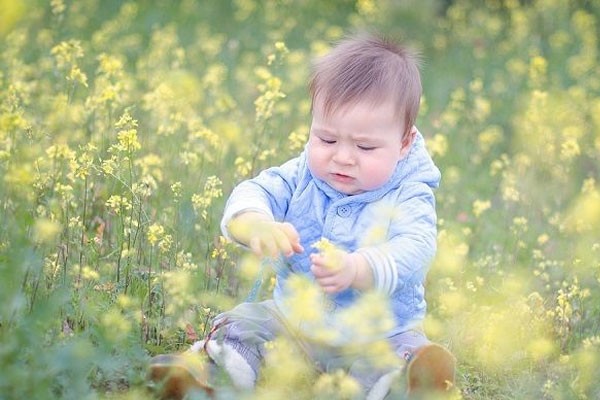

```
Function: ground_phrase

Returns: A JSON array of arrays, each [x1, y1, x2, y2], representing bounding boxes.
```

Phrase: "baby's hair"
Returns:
[[309, 32, 422, 137]]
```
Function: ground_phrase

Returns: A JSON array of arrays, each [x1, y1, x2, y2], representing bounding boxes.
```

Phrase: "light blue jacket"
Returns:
[[221, 131, 441, 337]]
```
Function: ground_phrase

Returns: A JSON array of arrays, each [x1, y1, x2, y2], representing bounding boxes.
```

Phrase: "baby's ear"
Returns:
[[399, 127, 417, 158]]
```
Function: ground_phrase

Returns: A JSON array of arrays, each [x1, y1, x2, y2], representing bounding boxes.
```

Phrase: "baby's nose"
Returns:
[[333, 146, 355, 164]]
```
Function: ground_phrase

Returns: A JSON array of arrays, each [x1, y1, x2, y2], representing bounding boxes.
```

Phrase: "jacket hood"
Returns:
[[393, 131, 441, 189]]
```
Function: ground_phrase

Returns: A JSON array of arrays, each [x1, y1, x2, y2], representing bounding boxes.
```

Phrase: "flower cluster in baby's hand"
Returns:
[[310, 238, 360, 294], [228, 215, 373, 294]]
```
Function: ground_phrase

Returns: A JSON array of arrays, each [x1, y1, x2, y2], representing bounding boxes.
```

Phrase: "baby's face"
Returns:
[[307, 99, 413, 195]]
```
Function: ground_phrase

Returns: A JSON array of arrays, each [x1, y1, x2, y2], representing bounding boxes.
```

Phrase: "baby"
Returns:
[[150, 32, 455, 399]]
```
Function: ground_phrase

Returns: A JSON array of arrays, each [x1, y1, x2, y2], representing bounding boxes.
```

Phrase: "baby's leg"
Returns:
[[352, 329, 431, 400], [193, 300, 284, 389], [148, 300, 285, 398], [388, 328, 432, 364]]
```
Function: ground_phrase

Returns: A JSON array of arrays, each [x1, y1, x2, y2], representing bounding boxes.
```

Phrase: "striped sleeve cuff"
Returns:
[[357, 247, 399, 294]]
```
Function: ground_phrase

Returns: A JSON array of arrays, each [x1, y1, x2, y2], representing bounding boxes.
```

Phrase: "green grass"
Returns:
[[1, 0, 600, 398]]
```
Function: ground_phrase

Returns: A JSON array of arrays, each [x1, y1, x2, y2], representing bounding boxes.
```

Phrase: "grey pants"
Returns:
[[209, 300, 430, 392]]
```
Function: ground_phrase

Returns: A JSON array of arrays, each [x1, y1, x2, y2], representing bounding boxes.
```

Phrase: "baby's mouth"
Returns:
[[331, 172, 354, 182]]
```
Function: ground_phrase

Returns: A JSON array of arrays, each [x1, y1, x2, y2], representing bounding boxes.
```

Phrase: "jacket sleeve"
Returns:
[[357, 182, 437, 294], [220, 156, 300, 240]]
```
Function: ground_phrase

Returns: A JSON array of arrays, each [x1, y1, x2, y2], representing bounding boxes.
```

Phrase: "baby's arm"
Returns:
[[311, 183, 437, 295], [359, 186, 437, 294], [227, 211, 304, 258], [221, 156, 305, 258]]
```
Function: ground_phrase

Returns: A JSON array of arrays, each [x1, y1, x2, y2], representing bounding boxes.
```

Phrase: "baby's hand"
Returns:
[[228, 212, 303, 258], [249, 220, 304, 258], [310, 239, 358, 294]]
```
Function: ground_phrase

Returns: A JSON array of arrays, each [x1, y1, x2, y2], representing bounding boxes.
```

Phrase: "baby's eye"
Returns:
[[357, 145, 376, 151], [320, 138, 336, 144]]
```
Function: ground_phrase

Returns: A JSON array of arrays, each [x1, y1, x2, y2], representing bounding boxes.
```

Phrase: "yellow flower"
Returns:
[[472, 199, 491, 217], [192, 176, 223, 219], [191, 126, 220, 148], [477, 126, 503, 154], [274, 41, 288, 53], [97, 53, 124, 78], [311, 238, 343, 270], [46, 144, 75, 160], [33, 218, 62, 244], [66, 143, 96, 181], [116, 129, 141, 152], [537, 234, 550, 245], [288, 129, 308, 152], [254, 64, 286, 122], [427, 133, 448, 158], [283, 275, 326, 324], [312, 237, 336, 253], [314, 370, 361, 399], [233, 0, 256, 21], [267, 41, 289, 65], [258, 149, 275, 162], [133, 177, 157, 198], [202, 63, 227, 87], [147, 223, 165, 246], [234, 157, 252, 178], [502, 182, 520, 203], [171, 181, 182, 200], [82, 265, 99, 281], [51, 40, 84, 70], [511, 217, 529, 234], [50, 0, 65, 15], [473, 96, 491, 121], [529, 55, 547, 86], [100, 157, 117, 175], [356, 0, 377, 17], [106, 195, 132, 215], [560, 138, 580, 160], [67, 66, 88, 87]]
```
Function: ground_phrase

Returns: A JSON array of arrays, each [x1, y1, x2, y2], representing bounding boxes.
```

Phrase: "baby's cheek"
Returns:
[[364, 164, 395, 191]]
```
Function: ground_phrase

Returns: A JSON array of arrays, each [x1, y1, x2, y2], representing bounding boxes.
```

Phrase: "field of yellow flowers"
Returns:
[[1, 0, 599, 399]]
